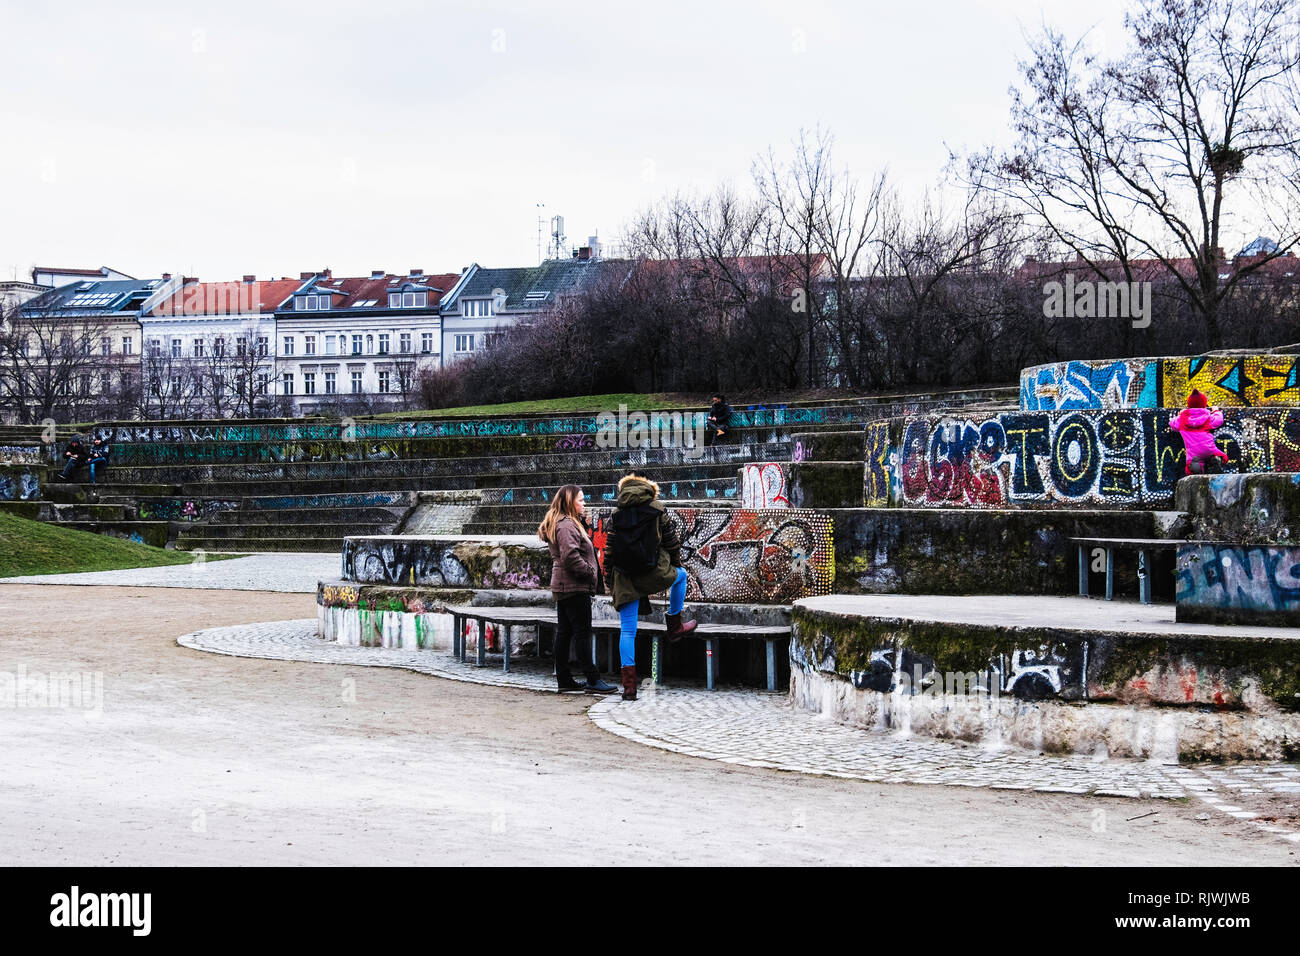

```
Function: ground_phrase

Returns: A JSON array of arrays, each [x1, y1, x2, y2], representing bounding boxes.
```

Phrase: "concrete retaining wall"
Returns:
[[866, 408, 1300, 510], [1020, 355, 1300, 410], [790, 600, 1300, 760]]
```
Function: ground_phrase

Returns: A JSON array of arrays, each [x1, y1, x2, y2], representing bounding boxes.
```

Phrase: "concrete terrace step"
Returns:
[[54, 520, 170, 547], [175, 521, 394, 540], [173, 537, 345, 553]]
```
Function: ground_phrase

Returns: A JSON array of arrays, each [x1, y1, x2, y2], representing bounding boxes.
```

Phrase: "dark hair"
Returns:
[[712, 393, 726, 403]]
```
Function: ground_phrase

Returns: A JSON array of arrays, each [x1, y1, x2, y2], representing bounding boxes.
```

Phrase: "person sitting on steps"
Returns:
[[56, 437, 90, 482], [706, 393, 733, 445], [603, 472, 697, 701]]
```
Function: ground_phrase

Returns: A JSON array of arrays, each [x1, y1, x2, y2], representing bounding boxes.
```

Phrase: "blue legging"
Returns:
[[617, 567, 687, 667]]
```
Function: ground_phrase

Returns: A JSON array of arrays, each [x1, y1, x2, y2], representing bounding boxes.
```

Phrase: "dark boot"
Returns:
[[620, 666, 638, 701], [584, 674, 618, 694], [665, 612, 697, 643], [556, 675, 586, 693]]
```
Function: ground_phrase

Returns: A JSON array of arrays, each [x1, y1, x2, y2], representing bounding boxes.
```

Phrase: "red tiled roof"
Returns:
[[150, 278, 302, 317], [295, 272, 462, 309]]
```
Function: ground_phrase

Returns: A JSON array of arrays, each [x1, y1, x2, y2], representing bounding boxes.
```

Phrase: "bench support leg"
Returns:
[[503, 624, 511, 674], [608, 635, 616, 677], [476, 619, 486, 667], [1105, 548, 1115, 601], [652, 634, 662, 686], [765, 638, 776, 692], [706, 638, 716, 690], [1078, 544, 1089, 597], [1139, 549, 1152, 605]]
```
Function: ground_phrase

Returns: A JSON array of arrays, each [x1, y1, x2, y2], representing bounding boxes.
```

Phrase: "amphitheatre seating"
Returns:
[[26, 388, 1013, 550]]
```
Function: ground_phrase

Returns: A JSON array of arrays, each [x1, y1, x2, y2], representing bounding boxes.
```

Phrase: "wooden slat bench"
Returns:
[[444, 604, 791, 690], [1069, 537, 1186, 605]]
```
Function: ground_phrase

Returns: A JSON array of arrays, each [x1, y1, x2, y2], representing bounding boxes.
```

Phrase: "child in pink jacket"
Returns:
[[1171, 390, 1229, 474]]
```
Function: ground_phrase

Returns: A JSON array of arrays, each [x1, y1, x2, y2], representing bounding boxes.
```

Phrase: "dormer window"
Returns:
[[462, 299, 492, 317], [296, 293, 331, 311], [388, 291, 428, 308]]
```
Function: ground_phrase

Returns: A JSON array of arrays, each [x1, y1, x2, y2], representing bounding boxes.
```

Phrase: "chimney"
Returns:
[[162, 273, 172, 281], [243, 274, 256, 284], [183, 276, 199, 284], [577, 247, 592, 260], [323, 268, 332, 279], [300, 271, 315, 280], [371, 270, 384, 279], [409, 268, 423, 277]]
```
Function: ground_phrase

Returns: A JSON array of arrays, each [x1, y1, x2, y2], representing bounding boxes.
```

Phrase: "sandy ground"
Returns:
[[0, 584, 1295, 866]]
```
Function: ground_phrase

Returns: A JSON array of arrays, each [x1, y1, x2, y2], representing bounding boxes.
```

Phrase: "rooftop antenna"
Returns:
[[550, 214, 565, 261], [536, 203, 546, 265]]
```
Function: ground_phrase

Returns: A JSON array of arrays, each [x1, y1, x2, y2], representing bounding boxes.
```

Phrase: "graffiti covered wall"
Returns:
[[0, 466, 41, 501], [341, 509, 835, 604], [1021, 356, 1300, 411], [868, 408, 1300, 509], [1177, 543, 1300, 625], [740, 463, 789, 509]]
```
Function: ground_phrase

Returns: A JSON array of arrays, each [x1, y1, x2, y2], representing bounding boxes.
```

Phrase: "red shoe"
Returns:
[[665, 612, 697, 643]]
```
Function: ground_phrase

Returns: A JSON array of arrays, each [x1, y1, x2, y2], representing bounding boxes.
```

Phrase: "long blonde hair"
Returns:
[[538, 484, 589, 544]]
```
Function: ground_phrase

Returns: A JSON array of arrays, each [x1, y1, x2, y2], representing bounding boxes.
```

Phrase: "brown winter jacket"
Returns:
[[547, 516, 597, 596], [603, 475, 684, 610]]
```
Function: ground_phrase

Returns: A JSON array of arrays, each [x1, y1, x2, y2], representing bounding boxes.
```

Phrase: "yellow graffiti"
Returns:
[[321, 584, 359, 605], [1160, 357, 1300, 408]]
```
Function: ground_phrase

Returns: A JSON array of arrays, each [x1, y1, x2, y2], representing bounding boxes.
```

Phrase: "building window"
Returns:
[[170, 374, 182, 394], [421, 332, 434, 353], [258, 372, 270, 394], [352, 334, 362, 355], [171, 338, 182, 358], [193, 338, 205, 358], [388, 293, 401, 308], [378, 370, 390, 393], [257, 336, 269, 357], [304, 334, 316, 355], [213, 337, 224, 357], [365, 334, 374, 354], [324, 371, 336, 394], [303, 372, 315, 395], [295, 297, 307, 311], [399, 332, 411, 353], [283, 336, 294, 356], [455, 334, 474, 352], [325, 335, 336, 356], [415, 291, 427, 307], [236, 336, 247, 356], [351, 371, 363, 394], [81, 373, 92, 396], [100, 336, 111, 357], [282, 372, 294, 396], [148, 338, 161, 357], [462, 299, 492, 317], [378, 333, 389, 354]]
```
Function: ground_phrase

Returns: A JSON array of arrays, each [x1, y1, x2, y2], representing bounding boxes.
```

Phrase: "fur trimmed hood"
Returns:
[[615, 474, 660, 507]]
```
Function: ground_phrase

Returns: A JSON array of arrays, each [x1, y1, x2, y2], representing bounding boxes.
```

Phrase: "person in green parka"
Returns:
[[602, 473, 697, 700]]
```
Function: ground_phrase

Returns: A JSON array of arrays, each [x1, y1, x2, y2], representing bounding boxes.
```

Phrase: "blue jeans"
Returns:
[[616, 567, 687, 667], [87, 456, 107, 483]]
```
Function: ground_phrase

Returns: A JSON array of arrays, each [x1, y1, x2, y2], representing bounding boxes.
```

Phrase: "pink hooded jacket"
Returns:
[[1171, 407, 1227, 467]]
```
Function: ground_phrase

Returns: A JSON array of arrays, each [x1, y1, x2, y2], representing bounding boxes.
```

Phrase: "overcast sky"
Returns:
[[0, 0, 1137, 283]]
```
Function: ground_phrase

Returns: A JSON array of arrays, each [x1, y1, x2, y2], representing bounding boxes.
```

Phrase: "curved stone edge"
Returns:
[[177, 619, 559, 692], [790, 602, 1300, 761]]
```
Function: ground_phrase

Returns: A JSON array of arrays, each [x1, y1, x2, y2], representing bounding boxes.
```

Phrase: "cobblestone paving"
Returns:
[[0, 552, 339, 592], [177, 618, 1300, 844]]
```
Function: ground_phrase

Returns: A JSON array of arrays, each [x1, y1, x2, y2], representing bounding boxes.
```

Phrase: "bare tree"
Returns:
[[0, 299, 114, 424], [972, 0, 1300, 347]]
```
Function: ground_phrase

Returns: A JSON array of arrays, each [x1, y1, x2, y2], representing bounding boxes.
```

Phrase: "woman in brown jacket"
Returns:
[[538, 485, 617, 694]]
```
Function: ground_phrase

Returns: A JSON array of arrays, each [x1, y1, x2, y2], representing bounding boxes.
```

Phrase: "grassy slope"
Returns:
[[0, 511, 239, 577]]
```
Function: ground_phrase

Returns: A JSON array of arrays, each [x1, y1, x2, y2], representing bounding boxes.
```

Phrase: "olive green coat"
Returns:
[[603, 477, 683, 611]]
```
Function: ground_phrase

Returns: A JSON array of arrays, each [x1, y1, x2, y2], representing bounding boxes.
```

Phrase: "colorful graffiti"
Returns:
[[881, 408, 1300, 508], [1176, 543, 1300, 619], [1021, 355, 1300, 411], [341, 509, 834, 604], [666, 508, 834, 603], [0, 470, 40, 501], [740, 463, 790, 509], [863, 422, 892, 507]]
